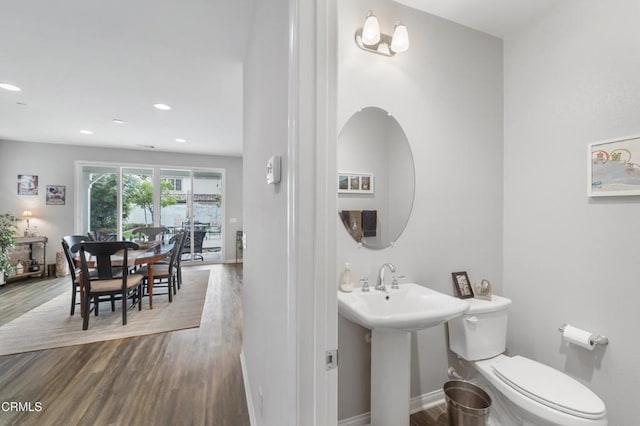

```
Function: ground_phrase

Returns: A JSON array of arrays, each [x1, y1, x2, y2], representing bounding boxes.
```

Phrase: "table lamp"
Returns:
[[22, 210, 32, 236]]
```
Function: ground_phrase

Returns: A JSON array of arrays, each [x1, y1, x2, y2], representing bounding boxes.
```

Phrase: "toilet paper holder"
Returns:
[[558, 323, 609, 346]]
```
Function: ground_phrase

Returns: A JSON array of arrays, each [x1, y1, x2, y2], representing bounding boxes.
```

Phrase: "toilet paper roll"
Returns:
[[562, 324, 595, 351]]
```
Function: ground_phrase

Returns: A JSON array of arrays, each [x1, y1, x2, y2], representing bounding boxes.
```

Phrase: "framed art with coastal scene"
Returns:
[[589, 135, 640, 196]]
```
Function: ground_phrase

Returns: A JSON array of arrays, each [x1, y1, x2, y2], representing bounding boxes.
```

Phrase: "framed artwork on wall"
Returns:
[[589, 135, 640, 196], [46, 185, 66, 205], [451, 271, 474, 299], [17, 174, 38, 195], [338, 172, 374, 194]]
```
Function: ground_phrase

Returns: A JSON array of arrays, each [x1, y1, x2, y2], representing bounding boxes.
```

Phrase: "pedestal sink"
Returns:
[[338, 283, 470, 426]]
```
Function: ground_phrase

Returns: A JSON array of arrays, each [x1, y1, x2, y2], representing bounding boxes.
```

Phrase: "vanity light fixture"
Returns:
[[355, 11, 410, 57]]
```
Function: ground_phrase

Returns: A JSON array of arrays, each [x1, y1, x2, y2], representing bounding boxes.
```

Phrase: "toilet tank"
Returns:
[[448, 295, 512, 361]]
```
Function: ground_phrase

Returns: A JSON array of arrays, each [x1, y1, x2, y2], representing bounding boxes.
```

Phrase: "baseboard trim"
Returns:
[[337, 389, 445, 426], [240, 349, 257, 426]]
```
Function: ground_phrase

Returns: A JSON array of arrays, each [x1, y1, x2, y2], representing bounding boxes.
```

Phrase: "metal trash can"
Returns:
[[444, 380, 491, 426]]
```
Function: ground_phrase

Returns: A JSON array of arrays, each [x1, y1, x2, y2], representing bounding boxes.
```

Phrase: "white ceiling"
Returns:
[[0, 0, 253, 157], [0, 1, 560, 157], [393, 0, 562, 38]]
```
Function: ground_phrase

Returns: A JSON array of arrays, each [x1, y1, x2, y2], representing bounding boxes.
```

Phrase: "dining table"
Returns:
[[78, 241, 175, 317]]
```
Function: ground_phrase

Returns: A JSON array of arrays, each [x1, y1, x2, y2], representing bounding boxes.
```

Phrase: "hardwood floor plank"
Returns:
[[410, 403, 449, 426], [0, 264, 249, 426]]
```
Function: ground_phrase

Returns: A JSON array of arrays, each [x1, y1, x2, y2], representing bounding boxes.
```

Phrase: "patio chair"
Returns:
[[181, 230, 206, 261]]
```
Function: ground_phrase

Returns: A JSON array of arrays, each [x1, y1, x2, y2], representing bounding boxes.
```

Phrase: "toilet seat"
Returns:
[[490, 355, 606, 420]]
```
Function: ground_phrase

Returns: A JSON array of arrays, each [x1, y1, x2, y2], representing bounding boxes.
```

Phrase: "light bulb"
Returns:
[[362, 12, 381, 45], [390, 23, 409, 53]]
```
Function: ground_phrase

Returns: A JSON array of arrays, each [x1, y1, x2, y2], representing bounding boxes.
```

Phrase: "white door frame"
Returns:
[[287, 0, 338, 423]]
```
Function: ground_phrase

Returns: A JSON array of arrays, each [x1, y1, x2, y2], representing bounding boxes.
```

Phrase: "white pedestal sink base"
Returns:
[[371, 328, 411, 426]]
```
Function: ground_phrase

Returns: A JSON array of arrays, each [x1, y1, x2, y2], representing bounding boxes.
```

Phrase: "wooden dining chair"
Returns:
[[62, 235, 87, 316], [72, 241, 144, 330], [62, 235, 125, 316], [137, 232, 184, 302]]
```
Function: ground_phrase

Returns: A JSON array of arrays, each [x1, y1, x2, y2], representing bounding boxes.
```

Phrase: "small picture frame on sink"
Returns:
[[451, 271, 474, 299]]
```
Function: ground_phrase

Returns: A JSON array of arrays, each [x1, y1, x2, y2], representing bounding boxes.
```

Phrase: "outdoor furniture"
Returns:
[[181, 230, 206, 261], [130, 226, 169, 242], [73, 241, 144, 330]]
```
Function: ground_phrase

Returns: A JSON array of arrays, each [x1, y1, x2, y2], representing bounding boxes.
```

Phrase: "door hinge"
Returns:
[[326, 349, 338, 370]]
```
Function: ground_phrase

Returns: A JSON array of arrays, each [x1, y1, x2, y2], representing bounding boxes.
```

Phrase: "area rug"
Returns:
[[0, 269, 210, 356]]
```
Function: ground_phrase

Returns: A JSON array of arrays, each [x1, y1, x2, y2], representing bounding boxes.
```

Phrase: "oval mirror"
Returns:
[[338, 107, 415, 249]]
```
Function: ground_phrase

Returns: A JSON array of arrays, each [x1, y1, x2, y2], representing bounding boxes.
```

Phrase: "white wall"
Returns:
[[0, 139, 243, 263], [241, 0, 292, 424], [503, 1, 640, 424], [337, 0, 503, 420]]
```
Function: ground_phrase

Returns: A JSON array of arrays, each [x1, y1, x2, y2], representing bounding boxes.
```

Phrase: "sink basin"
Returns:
[[338, 283, 470, 331], [338, 282, 470, 425]]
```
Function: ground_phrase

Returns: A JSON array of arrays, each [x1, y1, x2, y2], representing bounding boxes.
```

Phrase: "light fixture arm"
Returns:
[[354, 28, 396, 57]]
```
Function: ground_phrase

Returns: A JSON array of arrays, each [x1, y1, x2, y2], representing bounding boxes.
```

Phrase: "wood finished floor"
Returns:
[[0, 264, 249, 426], [410, 403, 449, 425]]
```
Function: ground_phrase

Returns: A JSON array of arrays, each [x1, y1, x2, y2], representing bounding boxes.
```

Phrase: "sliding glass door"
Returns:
[[78, 163, 224, 264]]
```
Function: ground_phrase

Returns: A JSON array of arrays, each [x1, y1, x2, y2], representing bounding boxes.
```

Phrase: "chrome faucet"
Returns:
[[375, 263, 396, 291]]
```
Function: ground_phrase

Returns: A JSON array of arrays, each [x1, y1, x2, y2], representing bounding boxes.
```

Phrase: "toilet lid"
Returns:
[[492, 356, 606, 419]]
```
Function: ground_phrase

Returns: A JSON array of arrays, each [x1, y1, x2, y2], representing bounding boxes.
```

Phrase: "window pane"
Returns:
[[194, 170, 223, 261], [122, 167, 154, 239], [82, 166, 118, 240], [160, 169, 191, 244]]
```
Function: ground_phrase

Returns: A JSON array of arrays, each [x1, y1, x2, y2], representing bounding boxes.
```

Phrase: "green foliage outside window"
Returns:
[[89, 174, 179, 232]]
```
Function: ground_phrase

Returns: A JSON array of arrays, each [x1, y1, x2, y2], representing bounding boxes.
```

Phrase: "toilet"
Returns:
[[447, 295, 607, 426]]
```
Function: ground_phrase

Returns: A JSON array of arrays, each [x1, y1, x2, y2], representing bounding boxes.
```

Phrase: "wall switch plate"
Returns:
[[266, 155, 281, 184]]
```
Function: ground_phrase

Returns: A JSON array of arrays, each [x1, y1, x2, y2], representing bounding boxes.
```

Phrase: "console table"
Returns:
[[7, 236, 48, 281]]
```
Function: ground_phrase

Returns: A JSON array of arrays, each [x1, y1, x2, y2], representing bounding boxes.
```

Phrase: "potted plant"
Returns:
[[0, 213, 18, 285]]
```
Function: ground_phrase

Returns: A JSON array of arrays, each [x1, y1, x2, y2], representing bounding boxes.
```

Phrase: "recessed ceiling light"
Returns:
[[112, 119, 125, 124], [153, 103, 171, 111], [176, 138, 187, 143], [0, 82, 21, 92], [80, 130, 94, 135]]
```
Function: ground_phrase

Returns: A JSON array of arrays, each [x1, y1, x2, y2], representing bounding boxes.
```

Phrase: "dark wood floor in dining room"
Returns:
[[0, 264, 249, 426]]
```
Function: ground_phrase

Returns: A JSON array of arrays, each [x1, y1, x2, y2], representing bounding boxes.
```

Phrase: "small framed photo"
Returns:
[[451, 271, 474, 299], [46, 185, 66, 205], [338, 172, 374, 194]]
